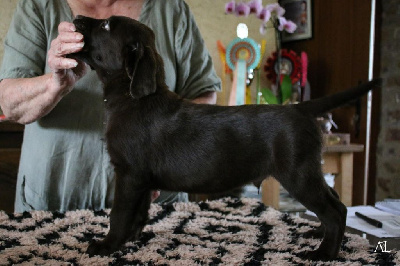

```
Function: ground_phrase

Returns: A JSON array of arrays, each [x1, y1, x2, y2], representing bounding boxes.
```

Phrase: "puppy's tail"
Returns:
[[295, 78, 382, 117]]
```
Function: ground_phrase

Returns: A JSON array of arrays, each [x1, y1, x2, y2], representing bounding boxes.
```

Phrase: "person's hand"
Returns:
[[47, 21, 89, 97]]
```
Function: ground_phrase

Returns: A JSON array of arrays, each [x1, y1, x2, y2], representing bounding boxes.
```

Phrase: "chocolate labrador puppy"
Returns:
[[68, 15, 380, 260]]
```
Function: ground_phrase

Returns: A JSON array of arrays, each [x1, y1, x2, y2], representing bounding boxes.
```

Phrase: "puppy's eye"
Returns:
[[101, 20, 110, 31], [96, 55, 102, 61]]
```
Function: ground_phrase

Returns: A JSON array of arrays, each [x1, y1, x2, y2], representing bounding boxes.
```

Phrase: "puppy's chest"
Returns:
[[105, 113, 154, 144], [104, 99, 180, 149]]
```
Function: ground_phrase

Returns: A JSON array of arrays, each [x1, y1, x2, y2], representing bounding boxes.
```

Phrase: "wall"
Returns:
[[375, 0, 400, 200]]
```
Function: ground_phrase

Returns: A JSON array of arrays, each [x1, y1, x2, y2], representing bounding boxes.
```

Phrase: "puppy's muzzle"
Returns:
[[73, 15, 88, 32]]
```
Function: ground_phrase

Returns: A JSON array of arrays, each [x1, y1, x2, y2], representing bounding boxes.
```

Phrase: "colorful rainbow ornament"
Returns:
[[226, 37, 261, 105], [264, 49, 301, 85]]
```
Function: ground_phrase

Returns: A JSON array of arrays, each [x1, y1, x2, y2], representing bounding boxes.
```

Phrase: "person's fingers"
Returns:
[[47, 21, 84, 71], [46, 22, 88, 94], [58, 21, 77, 33], [72, 61, 90, 79], [57, 21, 84, 47], [48, 37, 84, 70], [57, 31, 84, 43], [50, 38, 84, 57], [48, 54, 78, 70]]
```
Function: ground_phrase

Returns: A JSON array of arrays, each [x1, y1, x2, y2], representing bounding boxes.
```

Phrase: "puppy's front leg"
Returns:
[[87, 172, 151, 256]]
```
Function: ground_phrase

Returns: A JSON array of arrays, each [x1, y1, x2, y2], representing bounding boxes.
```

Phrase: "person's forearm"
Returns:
[[0, 21, 88, 125], [191, 91, 217, 105], [0, 74, 65, 124]]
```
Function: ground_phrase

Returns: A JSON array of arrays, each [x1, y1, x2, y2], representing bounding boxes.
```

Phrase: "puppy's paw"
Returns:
[[86, 240, 119, 257]]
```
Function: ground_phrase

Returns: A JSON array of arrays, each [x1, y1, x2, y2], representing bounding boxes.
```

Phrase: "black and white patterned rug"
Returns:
[[0, 198, 398, 265]]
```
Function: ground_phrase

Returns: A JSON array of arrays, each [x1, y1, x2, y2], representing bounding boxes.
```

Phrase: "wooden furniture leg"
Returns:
[[261, 177, 280, 209], [334, 152, 353, 206]]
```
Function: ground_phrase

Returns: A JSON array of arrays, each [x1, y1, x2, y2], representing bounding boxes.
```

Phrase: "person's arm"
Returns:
[[0, 75, 65, 124], [191, 91, 217, 105], [0, 22, 87, 124], [174, 2, 221, 103]]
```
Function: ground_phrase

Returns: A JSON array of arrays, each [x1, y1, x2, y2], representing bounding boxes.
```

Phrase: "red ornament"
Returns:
[[264, 49, 301, 84]]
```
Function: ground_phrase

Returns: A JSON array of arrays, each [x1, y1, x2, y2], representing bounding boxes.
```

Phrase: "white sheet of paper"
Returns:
[[306, 206, 400, 238]]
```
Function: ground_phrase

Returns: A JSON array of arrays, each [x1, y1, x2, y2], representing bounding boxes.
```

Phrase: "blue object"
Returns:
[[236, 59, 247, 105], [226, 37, 261, 71]]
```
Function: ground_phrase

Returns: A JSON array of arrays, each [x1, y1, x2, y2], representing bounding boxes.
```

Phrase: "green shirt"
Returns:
[[0, 0, 221, 212]]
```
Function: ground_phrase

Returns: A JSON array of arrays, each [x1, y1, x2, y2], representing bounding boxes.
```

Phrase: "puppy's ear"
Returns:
[[124, 42, 157, 99]]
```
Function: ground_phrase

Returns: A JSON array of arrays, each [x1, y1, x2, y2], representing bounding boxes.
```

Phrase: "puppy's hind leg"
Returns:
[[278, 169, 347, 261], [302, 187, 340, 239], [87, 171, 152, 256]]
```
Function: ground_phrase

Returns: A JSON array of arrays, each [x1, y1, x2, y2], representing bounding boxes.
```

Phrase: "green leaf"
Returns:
[[261, 88, 278, 104], [281, 75, 292, 104]]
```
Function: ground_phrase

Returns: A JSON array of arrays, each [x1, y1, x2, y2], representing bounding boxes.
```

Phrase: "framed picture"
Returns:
[[280, 0, 312, 42]]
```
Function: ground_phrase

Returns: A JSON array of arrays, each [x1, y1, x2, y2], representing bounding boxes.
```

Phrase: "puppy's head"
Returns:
[[69, 15, 164, 99]]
